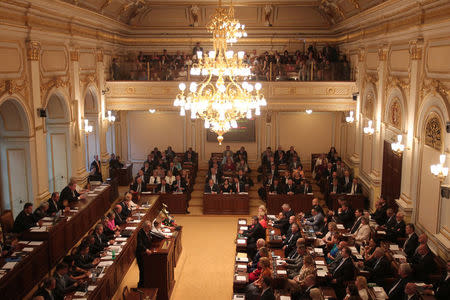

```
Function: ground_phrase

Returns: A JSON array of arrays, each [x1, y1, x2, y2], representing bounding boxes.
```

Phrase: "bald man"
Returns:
[[410, 244, 436, 282], [248, 238, 266, 272], [359, 247, 391, 285]]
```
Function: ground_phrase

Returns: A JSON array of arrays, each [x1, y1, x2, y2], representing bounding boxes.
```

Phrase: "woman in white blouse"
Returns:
[[355, 276, 369, 300], [352, 217, 371, 245], [165, 170, 176, 185], [149, 170, 161, 184]]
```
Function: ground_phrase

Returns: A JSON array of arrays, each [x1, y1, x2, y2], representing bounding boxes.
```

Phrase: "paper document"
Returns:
[[19, 241, 30, 245], [233, 295, 245, 300], [314, 248, 324, 254], [87, 285, 96, 291], [235, 275, 246, 281], [42, 217, 53, 221], [276, 270, 287, 275], [2, 262, 18, 269], [29, 241, 43, 246], [237, 239, 246, 245], [101, 255, 113, 260], [74, 292, 87, 297], [315, 260, 325, 265], [116, 237, 127, 242], [336, 224, 345, 230], [237, 264, 247, 269], [389, 244, 399, 251], [377, 231, 386, 235], [22, 247, 34, 252], [280, 296, 291, 300], [317, 270, 328, 277], [125, 227, 137, 230], [236, 257, 249, 263], [30, 226, 47, 232], [98, 261, 114, 267], [373, 287, 384, 292], [240, 226, 248, 231], [238, 220, 246, 225]]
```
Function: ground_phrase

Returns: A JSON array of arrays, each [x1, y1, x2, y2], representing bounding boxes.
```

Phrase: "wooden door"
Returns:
[[381, 140, 402, 208]]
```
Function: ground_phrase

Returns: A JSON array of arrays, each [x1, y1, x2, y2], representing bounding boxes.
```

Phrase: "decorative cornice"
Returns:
[[409, 39, 423, 60], [26, 41, 41, 61], [70, 50, 79, 62], [387, 75, 410, 93], [378, 47, 387, 61], [421, 78, 449, 99], [80, 73, 98, 87], [40, 76, 71, 95], [0, 78, 28, 98], [365, 73, 378, 85], [96, 49, 104, 63], [358, 47, 365, 62]]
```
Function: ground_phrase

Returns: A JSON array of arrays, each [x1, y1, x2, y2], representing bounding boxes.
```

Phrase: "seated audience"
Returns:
[[33, 277, 56, 300], [246, 257, 272, 300], [387, 263, 413, 300], [13, 203, 42, 233], [157, 178, 172, 194], [303, 208, 324, 232], [352, 216, 370, 245], [220, 179, 233, 193], [47, 192, 60, 216], [241, 216, 266, 259], [409, 244, 436, 282], [74, 244, 100, 270], [53, 263, 82, 300], [403, 223, 419, 258], [358, 247, 391, 285], [33, 202, 50, 220], [204, 178, 220, 194], [131, 176, 147, 193], [282, 222, 301, 256], [371, 197, 388, 225], [60, 179, 85, 203]]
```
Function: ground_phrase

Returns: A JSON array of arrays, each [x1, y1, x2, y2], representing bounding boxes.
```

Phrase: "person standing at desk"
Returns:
[[136, 220, 153, 288], [60, 180, 85, 204]]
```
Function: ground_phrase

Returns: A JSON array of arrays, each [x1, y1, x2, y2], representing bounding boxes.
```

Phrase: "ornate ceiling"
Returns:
[[63, 0, 385, 28]]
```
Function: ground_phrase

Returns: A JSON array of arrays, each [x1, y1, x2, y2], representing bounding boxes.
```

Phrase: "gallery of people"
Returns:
[[0, 0, 449, 299]]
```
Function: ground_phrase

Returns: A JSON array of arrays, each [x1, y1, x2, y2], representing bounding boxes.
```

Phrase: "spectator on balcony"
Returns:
[[192, 42, 203, 55]]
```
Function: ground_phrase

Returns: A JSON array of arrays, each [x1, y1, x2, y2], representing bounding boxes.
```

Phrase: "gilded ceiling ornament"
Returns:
[[100, 0, 113, 13], [389, 97, 401, 129], [421, 78, 449, 99], [425, 116, 442, 151], [365, 73, 378, 87], [40, 77, 71, 94], [409, 40, 423, 60], [319, 0, 345, 25], [70, 50, 79, 62], [26, 41, 41, 61], [96, 49, 104, 63], [378, 48, 387, 61], [80, 73, 97, 86], [0, 79, 28, 98], [387, 75, 409, 92], [358, 48, 365, 62], [348, 0, 360, 9], [190, 5, 200, 27]]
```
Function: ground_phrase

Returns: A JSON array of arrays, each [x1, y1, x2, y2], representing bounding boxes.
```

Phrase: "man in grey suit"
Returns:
[[53, 263, 80, 300], [304, 208, 324, 232], [282, 245, 306, 279]]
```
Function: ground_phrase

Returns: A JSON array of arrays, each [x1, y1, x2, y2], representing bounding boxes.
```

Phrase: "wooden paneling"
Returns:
[[381, 140, 402, 208]]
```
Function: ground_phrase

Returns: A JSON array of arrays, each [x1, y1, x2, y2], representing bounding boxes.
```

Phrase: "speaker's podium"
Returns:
[[142, 232, 181, 300]]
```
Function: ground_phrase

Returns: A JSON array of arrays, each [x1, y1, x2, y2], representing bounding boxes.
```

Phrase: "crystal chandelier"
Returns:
[[391, 134, 405, 156], [173, 0, 266, 144], [430, 154, 449, 181]]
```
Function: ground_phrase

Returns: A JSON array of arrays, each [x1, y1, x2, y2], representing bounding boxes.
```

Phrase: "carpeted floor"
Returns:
[[113, 215, 243, 300]]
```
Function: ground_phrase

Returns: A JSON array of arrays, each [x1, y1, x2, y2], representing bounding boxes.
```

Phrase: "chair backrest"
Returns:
[[122, 285, 129, 300], [0, 210, 14, 233]]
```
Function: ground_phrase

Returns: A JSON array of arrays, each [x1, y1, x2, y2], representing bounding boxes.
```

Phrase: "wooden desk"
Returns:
[[117, 163, 133, 186], [159, 193, 188, 214], [203, 194, 249, 215], [329, 194, 365, 210], [125, 288, 158, 300], [266, 194, 314, 214]]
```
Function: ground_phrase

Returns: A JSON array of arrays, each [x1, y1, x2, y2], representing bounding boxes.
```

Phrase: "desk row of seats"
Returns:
[[232, 202, 448, 300]]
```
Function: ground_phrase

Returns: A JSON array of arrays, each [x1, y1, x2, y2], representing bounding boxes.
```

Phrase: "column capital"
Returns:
[[26, 41, 41, 61], [409, 39, 424, 60], [378, 47, 388, 61], [96, 48, 104, 63], [358, 47, 365, 62], [70, 49, 79, 62]]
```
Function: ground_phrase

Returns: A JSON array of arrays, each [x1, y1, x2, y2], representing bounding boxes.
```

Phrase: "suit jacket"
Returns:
[[131, 181, 147, 193], [233, 182, 245, 193], [283, 231, 301, 256], [349, 183, 363, 195], [269, 184, 284, 194], [136, 228, 152, 258], [220, 185, 234, 193], [329, 183, 342, 194], [90, 160, 102, 175], [299, 184, 312, 194], [74, 253, 96, 269], [305, 213, 324, 232], [204, 183, 220, 193], [434, 275, 449, 300], [33, 287, 54, 300], [387, 277, 411, 300], [261, 288, 276, 300], [349, 217, 362, 234], [364, 256, 391, 284], [157, 183, 172, 193], [410, 251, 436, 282], [114, 210, 126, 225], [91, 233, 109, 254], [403, 233, 419, 258], [60, 186, 80, 203], [284, 184, 297, 194], [354, 224, 371, 243], [387, 220, 406, 241], [336, 208, 355, 229], [119, 202, 132, 219], [332, 257, 355, 284], [285, 253, 303, 273], [372, 204, 388, 225], [340, 176, 353, 192], [244, 222, 266, 244], [53, 273, 76, 300], [13, 210, 37, 233], [47, 198, 60, 215], [172, 180, 187, 193], [273, 218, 290, 236]]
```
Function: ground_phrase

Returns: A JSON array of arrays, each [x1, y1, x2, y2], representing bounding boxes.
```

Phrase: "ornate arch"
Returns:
[[83, 84, 100, 115], [0, 94, 33, 137], [44, 87, 72, 122], [384, 87, 407, 131]]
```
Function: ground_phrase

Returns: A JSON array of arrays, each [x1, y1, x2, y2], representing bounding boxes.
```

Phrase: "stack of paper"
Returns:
[[101, 255, 113, 260], [314, 248, 324, 255], [236, 264, 247, 270], [116, 237, 127, 242], [336, 224, 345, 230], [239, 226, 248, 231], [377, 230, 386, 235], [74, 291, 87, 297], [2, 262, 18, 269], [276, 270, 287, 275], [29, 241, 43, 246], [238, 220, 246, 225], [389, 244, 400, 251], [22, 247, 34, 252], [280, 296, 291, 300], [125, 226, 137, 230], [98, 261, 113, 267], [236, 257, 249, 263], [237, 239, 246, 245], [315, 260, 325, 265], [87, 285, 97, 291], [30, 226, 47, 232], [18, 241, 30, 245], [317, 270, 328, 277], [235, 275, 246, 281], [42, 217, 53, 221]]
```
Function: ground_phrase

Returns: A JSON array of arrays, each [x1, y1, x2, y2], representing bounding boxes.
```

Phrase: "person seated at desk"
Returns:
[[354, 276, 369, 300], [315, 215, 329, 238], [386, 211, 406, 242], [241, 216, 266, 259], [172, 174, 187, 193], [102, 215, 119, 239], [285, 178, 297, 195], [33, 202, 50, 220], [271, 212, 289, 236], [335, 201, 354, 229], [352, 216, 371, 245], [206, 167, 222, 185], [283, 223, 301, 256], [299, 180, 312, 195], [237, 169, 253, 186], [220, 179, 233, 193], [303, 208, 324, 232], [223, 156, 236, 172], [248, 238, 266, 272], [232, 176, 245, 193], [236, 159, 250, 174], [371, 197, 388, 225], [165, 170, 176, 185], [109, 153, 123, 170], [183, 151, 196, 164], [387, 263, 413, 300], [286, 254, 316, 292], [409, 244, 437, 283], [358, 247, 391, 285], [282, 215, 297, 240], [404, 283, 420, 300], [60, 180, 85, 204], [249, 247, 270, 282], [62, 255, 91, 281], [279, 170, 292, 186], [89, 155, 102, 182], [167, 161, 179, 177], [119, 194, 133, 219], [403, 223, 419, 259], [292, 172, 303, 186], [131, 176, 147, 193], [260, 276, 275, 300], [53, 263, 83, 300], [204, 178, 220, 194], [348, 178, 363, 195], [157, 178, 172, 194], [282, 245, 307, 279], [361, 238, 378, 261], [47, 192, 60, 216], [269, 178, 284, 195], [422, 262, 449, 300], [113, 204, 128, 226], [74, 243, 100, 269], [246, 257, 272, 300], [321, 222, 339, 249], [136, 220, 153, 288], [91, 224, 114, 254], [136, 169, 146, 185], [329, 178, 343, 195], [340, 170, 353, 193], [0, 235, 19, 257], [148, 170, 161, 185], [13, 203, 42, 233], [349, 209, 363, 234], [33, 277, 56, 300]]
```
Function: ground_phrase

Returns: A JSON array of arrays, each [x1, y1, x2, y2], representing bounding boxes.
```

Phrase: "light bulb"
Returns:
[[190, 82, 197, 92], [148, 109, 156, 114], [246, 110, 252, 119], [255, 107, 261, 116], [306, 109, 312, 114], [255, 83, 262, 91], [440, 154, 446, 165], [179, 83, 186, 91], [238, 51, 245, 59], [226, 50, 234, 59], [397, 135, 402, 143], [208, 51, 216, 59], [197, 51, 202, 59]]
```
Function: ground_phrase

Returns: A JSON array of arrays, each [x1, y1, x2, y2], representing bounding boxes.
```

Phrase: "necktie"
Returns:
[[374, 257, 382, 269], [237, 184, 240, 193], [137, 184, 141, 193], [334, 258, 346, 275], [389, 279, 402, 295], [162, 185, 165, 193]]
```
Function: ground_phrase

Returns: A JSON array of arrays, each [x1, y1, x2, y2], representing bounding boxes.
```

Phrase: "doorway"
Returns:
[[381, 140, 402, 208]]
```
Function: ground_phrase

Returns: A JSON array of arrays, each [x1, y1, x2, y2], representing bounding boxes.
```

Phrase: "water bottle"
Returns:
[[92, 272, 97, 283], [112, 249, 116, 260]]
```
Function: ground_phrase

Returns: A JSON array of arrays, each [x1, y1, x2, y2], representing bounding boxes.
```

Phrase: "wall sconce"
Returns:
[[391, 134, 406, 156], [106, 110, 116, 123], [346, 111, 354, 123], [84, 119, 93, 134], [363, 120, 374, 135], [148, 109, 156, 114], [430, 154, 448, 181], [305, 109, 312, 114]]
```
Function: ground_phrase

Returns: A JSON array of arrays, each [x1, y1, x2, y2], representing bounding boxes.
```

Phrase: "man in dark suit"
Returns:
[[47, 192, 60, 216], [331, 247, 355, 299], [204, 178, 220, 194], [310, 198, 324, 216], [269, 178, 284, 194], [386, 212, 406, 242], [157, 178, 172, 194], [232, 176, 245, 193], [53, 263, 79, 300], [131, 177, 147, 193], [371, 197, 388, 225], [172, 174, 187, 193], [336, 202, 354, 229], [113, 204, 127, 225], [91, 224, 113, 255], [136, 221, 153, 287], [119, 193, 133, 219], [167, 161, 179, 176], [260, 276, 275, 300], [248, 239, 266, 272], [13, 202, 41, 233], [74, 244, 100, 270], [329, 178, 342, 195], [300, 180, 313, 194], [151, 147, 161, 159], [424, 263, 449, 300], [410, 245, 437, 282], [349, 209, 364, 234], [340, 170, 353, 193], [33, 202, 50, 220], [33, 277, 56, 300], [109, 153, 123, 170], [387, 263, 413, 300], [89, 155, 102, 181], [282, 223, 301, 256], [403, 223, 419, 258], [60, 180, 85, 204], [242, 216, 266, 258], [304, 208, 324, 232], [349, 178, 363, 195], [284, 178, 297, 195], [360, 247, 391, 285]]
